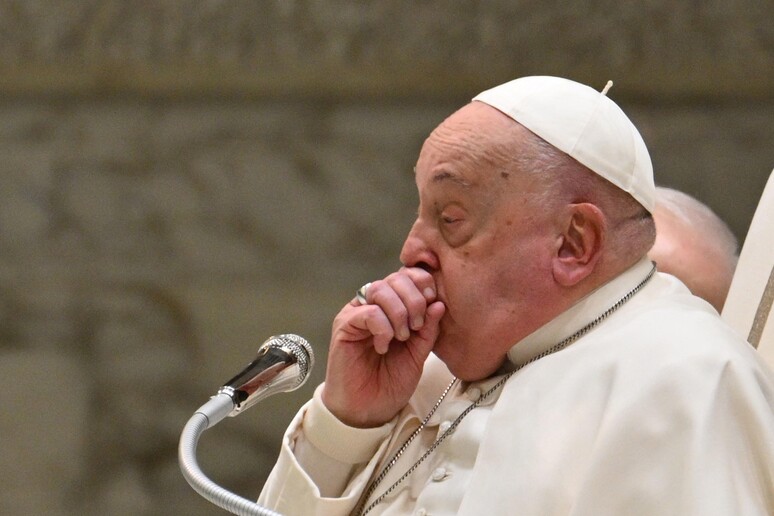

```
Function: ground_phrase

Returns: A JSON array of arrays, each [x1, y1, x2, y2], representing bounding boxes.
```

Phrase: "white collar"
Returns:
[[506, 257, 655, 368]]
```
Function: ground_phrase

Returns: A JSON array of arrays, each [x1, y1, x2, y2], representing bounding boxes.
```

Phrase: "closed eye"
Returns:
[[440, 205, 466, 225]]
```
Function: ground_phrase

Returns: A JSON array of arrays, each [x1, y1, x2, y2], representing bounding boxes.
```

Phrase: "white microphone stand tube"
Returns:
[[179, 393, 280, 516]]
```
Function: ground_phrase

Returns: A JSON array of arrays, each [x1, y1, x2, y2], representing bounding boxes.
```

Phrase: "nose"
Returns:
[[400, 220, 439, 271]]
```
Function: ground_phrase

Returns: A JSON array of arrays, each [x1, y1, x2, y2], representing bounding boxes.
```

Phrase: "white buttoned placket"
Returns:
[[364, 377, 508, 516], [411, 379, 503, 515]]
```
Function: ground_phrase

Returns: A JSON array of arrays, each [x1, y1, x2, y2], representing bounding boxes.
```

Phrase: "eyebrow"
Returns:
[[431, 171, 471, 187]]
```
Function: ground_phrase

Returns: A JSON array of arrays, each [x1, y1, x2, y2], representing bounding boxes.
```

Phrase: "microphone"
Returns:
[[219, 333, 315, 417], [179, 334, 314, 516]]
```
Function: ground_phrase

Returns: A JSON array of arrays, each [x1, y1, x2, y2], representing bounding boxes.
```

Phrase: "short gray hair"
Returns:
[[655, 186, 739, 268], [505, 123, 656, 265]]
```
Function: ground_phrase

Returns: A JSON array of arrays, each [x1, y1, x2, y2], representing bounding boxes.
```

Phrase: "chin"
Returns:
[[432, 346, 497, 382]]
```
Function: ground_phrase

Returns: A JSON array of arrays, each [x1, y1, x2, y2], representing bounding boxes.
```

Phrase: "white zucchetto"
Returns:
[[473, 76, 655, 212]]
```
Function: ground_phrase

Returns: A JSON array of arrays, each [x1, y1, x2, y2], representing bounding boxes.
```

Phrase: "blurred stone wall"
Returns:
[[0, 1, 771, 515]]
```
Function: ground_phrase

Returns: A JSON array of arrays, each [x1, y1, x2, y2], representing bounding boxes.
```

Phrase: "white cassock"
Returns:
[[258, 258, 774, 516]]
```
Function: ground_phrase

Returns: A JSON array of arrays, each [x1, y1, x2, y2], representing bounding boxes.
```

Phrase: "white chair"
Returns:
[[722, 169, 774, 369]]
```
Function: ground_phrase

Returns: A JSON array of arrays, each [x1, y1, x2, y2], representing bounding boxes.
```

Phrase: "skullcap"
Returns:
[[473, 76, 655, 212]]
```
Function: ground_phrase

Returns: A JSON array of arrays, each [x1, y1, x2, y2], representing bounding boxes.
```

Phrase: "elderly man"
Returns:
[[258, 77, 774, 515], [649, 186, 739, 312]]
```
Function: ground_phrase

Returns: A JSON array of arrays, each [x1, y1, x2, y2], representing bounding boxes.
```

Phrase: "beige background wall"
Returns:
[[0, 2, 771, 514]]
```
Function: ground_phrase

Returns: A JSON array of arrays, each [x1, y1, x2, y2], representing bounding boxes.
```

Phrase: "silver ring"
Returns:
[[355, 282, 371, 305]]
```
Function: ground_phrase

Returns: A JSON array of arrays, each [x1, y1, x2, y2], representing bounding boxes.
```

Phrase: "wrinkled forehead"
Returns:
[[429, 102, 522, 145], [416, 103, 528, 182], [412, 116, 550, 219]]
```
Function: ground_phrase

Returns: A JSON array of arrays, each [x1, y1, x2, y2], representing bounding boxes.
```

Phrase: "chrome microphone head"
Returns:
[[218, 334, 314, 417]]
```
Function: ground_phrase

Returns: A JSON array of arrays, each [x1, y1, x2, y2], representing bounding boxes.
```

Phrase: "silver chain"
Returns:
[[357, 263, 656, 516]]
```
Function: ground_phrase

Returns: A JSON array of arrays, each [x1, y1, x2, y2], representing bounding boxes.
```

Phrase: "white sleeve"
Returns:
[[258, 384, 397, 516]]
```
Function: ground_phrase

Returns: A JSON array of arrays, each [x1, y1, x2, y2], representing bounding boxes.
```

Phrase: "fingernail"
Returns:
[[399, 327, 410, 340], [423, 287, 435, 299], [413, 316, 424, 329]]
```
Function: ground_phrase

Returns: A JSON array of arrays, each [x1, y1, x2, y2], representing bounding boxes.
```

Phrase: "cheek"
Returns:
[[445, 258, 522, 312], [443, 229, 553, 312], [491, 239, 554, 300], [497, 230, 546, 268], [438, 263, 494, 327]]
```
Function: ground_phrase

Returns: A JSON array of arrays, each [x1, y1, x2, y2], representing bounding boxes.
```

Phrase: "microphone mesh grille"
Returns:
[[267, 334, 314, 388]]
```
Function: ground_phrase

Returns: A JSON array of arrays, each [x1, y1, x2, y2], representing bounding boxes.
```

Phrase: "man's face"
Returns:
[[400, 103, 557, 381]]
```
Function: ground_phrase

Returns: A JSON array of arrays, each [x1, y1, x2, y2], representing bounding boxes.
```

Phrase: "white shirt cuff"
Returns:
[[303, 383, 395, 465]]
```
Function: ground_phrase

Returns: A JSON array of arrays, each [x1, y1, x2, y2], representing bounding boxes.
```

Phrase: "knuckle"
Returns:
[[368, 279, 387, 297], [392, 305, 408, 321]]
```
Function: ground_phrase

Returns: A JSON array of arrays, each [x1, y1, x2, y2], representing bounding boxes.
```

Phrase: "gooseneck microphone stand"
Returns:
[[179, 392, 281, 516], [179, 335, 314, 516]]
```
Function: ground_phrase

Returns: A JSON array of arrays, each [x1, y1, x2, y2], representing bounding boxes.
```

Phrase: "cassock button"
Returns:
[[415, 509, 427, 516], [431, 467, 448, 481], [438, 421, 452, 434]]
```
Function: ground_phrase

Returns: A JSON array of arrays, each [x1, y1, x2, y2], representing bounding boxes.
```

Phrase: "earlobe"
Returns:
[[552, 203, 605, 286]]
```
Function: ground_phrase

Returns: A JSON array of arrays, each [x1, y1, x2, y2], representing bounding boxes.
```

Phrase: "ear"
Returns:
[[552, 203, 606, 287]]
